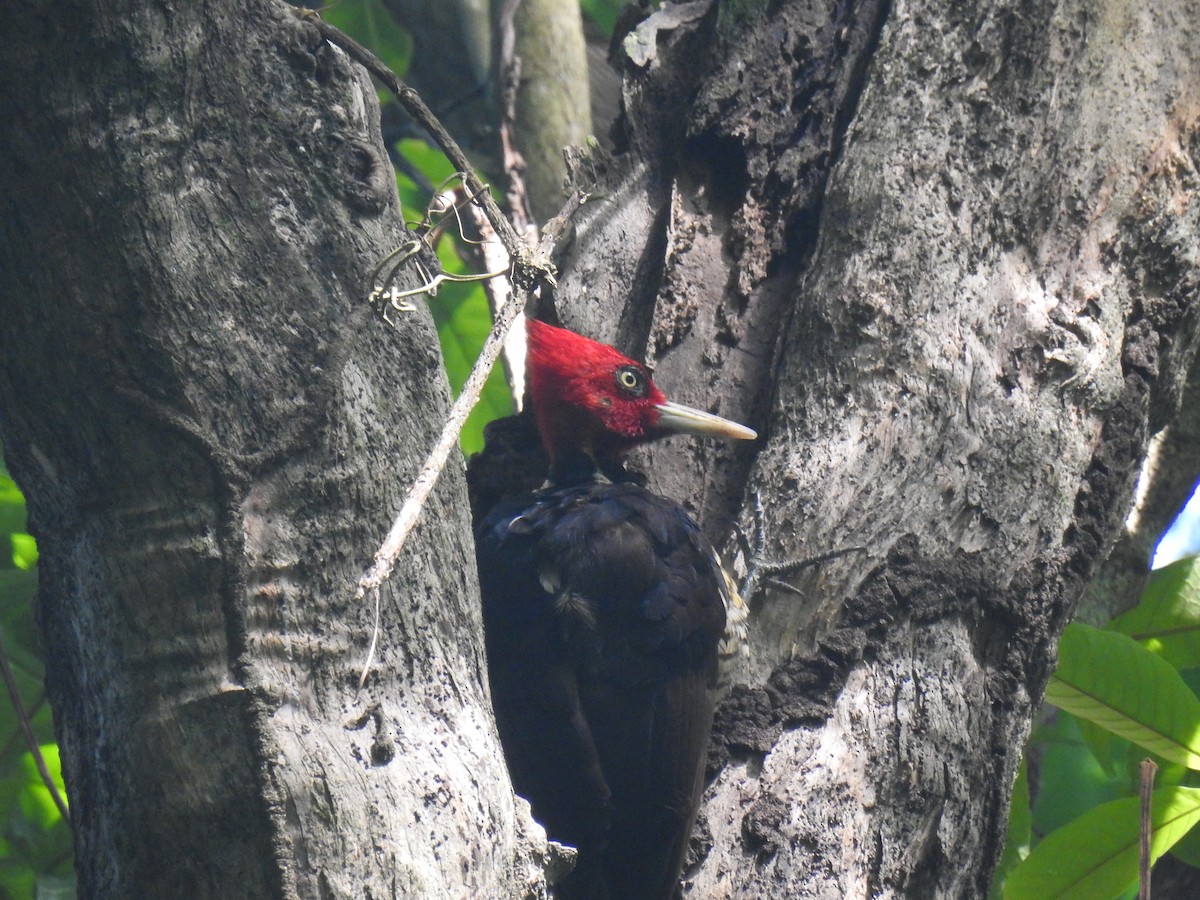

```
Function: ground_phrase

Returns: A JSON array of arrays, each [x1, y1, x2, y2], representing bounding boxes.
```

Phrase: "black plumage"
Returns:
[[476, 478, 727, 900], [472, 318, 755, 898]]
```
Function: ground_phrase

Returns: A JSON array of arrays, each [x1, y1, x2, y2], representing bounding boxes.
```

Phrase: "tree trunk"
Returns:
[[0, 2, 538, 896], [550, 0, 1200, 895], [1, 0, 1198, 898]]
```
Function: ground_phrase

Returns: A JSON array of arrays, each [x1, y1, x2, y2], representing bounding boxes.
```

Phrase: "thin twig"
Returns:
[[1139, 757, 1156, 900], [0, 633, 70, 826], [301, 13, 533, 278], [355, 292, 526, 687], [356, 298, 525, 599], [462, 196, 525, 407], [302, 14, 590, 687], [536, 190, 588, 257], [496, 0, 535, 239]]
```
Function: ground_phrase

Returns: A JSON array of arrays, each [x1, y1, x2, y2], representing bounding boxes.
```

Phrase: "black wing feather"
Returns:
[[476, 481, 726, 900]]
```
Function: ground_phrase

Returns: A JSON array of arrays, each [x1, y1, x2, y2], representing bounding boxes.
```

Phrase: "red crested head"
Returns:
[[525, 318, 756, 469]]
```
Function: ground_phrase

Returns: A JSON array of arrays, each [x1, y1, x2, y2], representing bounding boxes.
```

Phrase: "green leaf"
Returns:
[[1046, 623, 1200, 769], [322, 0, 412, 79], [429, 287, 514, 455], [15, 746, 65, 830], [1169, 808, 1200, 866], [394, 137, 460, 218], [1111, 555, 1200, 670], [1029, 711, 1129, 834], [0, 858, 36, 900], [990, 759, 1032, 899], [0, 568, 37, 610], [1074, 713, 1119, 776], [1004, 786, 1200, 899], [0, 475, 23, 507], [0, 568, 57, 786], [9, 534, 37, 570], [383, 139, 515, 454], [0, 475, 27, 540], [423, 238, 515, 456], [581, 0, 625, 35]]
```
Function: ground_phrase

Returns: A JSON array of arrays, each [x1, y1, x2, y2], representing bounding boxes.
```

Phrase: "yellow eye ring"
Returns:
[[615, 365, 647, 397]]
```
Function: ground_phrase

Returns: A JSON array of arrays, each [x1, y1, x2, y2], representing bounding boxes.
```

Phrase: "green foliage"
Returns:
[[0, 464, 73, 898], [1111, 555, 1200, 670], [318, 1, 517, 455], [989, 759, 1031, 898], [1001, 556, 1200, 899], [1029, 713, 1131, 835], [581, 0, 626, 36], [423, 244, 515, 456], [322, 0, 412, 77], [1005, 787, 1200, 899], [391, 138, 515, 456], [1046, 624, 1200, 768]]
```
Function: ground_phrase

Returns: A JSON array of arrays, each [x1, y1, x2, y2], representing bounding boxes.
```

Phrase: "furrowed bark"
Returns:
[[1, 0, 1197, 896], [0, 2, 541, 895], [550, 0, 1200, 895]]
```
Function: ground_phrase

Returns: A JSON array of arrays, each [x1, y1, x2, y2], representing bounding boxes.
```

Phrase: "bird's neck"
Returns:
[[546, 451, 601, 487], [544, 449, 648, 489]]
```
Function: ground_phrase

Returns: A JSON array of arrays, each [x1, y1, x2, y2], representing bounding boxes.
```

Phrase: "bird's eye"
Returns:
[[615, 365, 648, 398]]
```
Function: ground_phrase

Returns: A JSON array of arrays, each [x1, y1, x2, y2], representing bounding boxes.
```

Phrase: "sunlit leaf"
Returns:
[[1111, 555, 1200, 670], [15, 746, 65, 829], [9, 534, 36, 570], [1004, 786, 1200, 899], [0, 475, 26, 539], [0, 475, 23, 507], [1046, 624, 1200, 769]]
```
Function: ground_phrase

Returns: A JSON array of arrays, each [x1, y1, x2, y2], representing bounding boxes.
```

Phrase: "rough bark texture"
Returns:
[[1, 0, 1198, 898], [549, 0, 1200, 896], [0, 2, 540, 897], [1079, 360, 1200, 625]]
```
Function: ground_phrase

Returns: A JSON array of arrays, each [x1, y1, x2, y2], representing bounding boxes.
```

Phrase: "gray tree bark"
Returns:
[[1, 0, 1198, 898], [0, 1, 539, 896], [550, 0, 1200, 896]]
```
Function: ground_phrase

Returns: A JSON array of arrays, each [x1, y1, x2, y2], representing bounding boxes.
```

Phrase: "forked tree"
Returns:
[[0, 0, 1197, 896]]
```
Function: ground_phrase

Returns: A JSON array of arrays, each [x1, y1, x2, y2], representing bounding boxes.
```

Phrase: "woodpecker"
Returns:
[[474, 318, 756, 899]]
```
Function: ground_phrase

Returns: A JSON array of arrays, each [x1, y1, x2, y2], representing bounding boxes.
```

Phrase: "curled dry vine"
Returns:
[[297, 11, 585, 686]]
